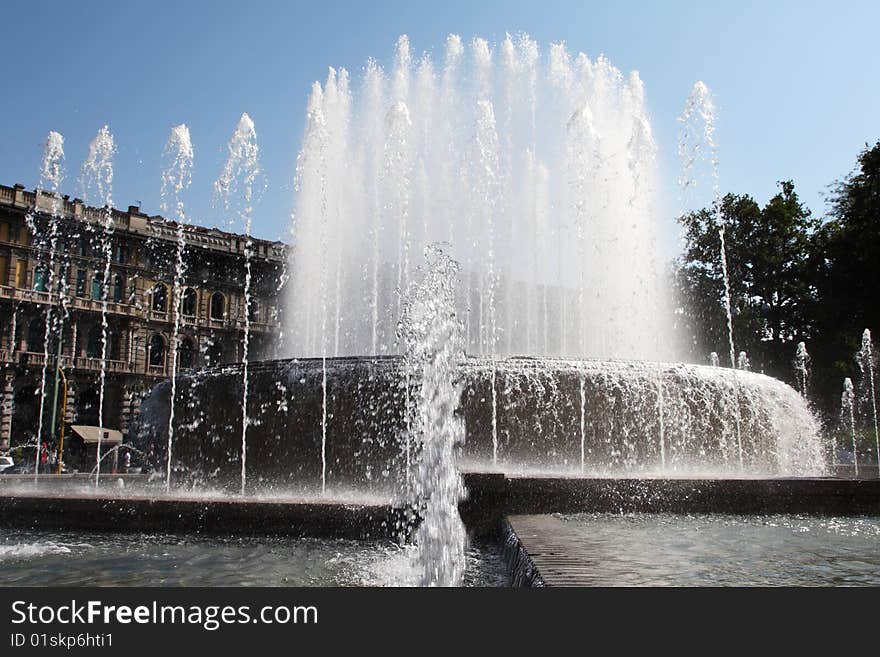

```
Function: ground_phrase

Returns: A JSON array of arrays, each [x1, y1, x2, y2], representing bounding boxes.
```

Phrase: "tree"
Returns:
[[676, 181, 819, 380], [811, 141, 880, 412]]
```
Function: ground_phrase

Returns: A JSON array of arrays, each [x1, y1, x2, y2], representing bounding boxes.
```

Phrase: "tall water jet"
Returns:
[[841, 377, 858, 475], [678, 81, 734, 367], [79, 126, 116, 487], [29, 131, 65, 480], [287, 34, 674, 363], [214, 113, 262, 495], [856, 329, 879, 470], [160, 124, 194, 492], [398, 244, 466, 587], [719, 226, 736, 368], [794, 341, 810, 398]]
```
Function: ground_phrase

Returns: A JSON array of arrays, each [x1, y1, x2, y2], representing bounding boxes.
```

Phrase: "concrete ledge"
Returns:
[[503, 476, 880, 516], [1, 474, 878, 542], [0, 492, 410, 541]]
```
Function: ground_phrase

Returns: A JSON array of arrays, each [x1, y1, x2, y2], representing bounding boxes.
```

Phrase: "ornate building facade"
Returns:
[[0, 183, 285, 451]]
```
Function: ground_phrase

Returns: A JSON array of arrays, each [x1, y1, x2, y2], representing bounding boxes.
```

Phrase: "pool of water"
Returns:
[[0, 530, 510, 587], [559, 513, 880, 586]]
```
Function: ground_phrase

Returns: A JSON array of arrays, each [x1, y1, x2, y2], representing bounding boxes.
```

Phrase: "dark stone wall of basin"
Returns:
[[132, 356, 825, 494], [0, 493, 408, 540], [133, 357, 409, 494]]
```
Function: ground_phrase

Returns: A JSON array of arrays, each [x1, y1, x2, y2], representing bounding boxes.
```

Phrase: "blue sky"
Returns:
[[1, 0, 877, 243]]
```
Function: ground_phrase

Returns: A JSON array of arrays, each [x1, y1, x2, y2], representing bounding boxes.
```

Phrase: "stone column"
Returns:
[[0, 371, 14, 450], [63, 378, 76, 425]]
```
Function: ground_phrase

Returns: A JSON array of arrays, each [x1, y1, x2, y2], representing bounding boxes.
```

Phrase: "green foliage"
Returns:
[[810, 141, 880, 411], [676, 181, 818, 379], [675, 141, 880, 419]]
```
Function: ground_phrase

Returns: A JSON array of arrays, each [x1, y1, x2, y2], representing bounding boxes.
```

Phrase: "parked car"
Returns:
[[0, 456, 13, 473], [1, 462, 35, 474]]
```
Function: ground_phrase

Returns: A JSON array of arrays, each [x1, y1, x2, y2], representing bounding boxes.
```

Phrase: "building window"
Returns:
[[86, 326, 102, 358], [182, 288, 197, 317], [113, 273, 125, 303], [15, 260, 27, 288], [247, 298, 259, 322], [148, 334, 166, 367], [205, 340, 223, 367], [178, 337, 195, 369], [210, 292, 225, 320], [78, 235, 90, 257], [26, 318, 45, 353], [91, 272, 103, 300], [33, 265, 48, 292], [151, 283, 168, 313], [107, 329, 121, 361], [114, 244, 127, 263], [75, 269, 87, 297]]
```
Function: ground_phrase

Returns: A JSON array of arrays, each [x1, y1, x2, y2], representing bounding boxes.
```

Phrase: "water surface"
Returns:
[[560, 513, 880, 586], [0, 530, 509, 587]]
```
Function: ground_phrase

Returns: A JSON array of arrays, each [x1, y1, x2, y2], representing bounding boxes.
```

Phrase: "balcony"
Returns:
[[0, 286, 141, 319], [146, 364, 166, 377], [74, 357, 135, 374], [71, 296, 138, 317], [0, 286, 52, 305]]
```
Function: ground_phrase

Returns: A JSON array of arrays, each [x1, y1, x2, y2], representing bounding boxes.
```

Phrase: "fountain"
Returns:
[[856, 329, 880, 469], [159, 125, 194, 492], [79, 125, 116, 487], [28, 132, 66, 480], [841, 377, 858, 475], [214, 113, 263, 495], [132, 35, 826, 494], [9, 34, 870, 590]]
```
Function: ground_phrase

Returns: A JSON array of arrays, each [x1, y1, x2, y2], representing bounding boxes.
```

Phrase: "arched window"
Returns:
[[86, 326, 102, 358], [113, 273, 125, 303], [33, 265, 48, 292], [151, 283, 168, 313], [148, 334, 166, 367], [210, 292, 225, 320], [178, 337, 196, 369], [26, 318, 45, 353], [182, 288, 197, 317], [205, 340, 223, 367]]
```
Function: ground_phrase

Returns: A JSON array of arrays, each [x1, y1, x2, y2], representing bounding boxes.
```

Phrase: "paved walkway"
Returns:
[[507, 514, 599, 586]]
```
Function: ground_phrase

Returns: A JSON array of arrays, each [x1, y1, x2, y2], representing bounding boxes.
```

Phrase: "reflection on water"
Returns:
[[561, 513, 880, 586], [0, 530, 510, 587]]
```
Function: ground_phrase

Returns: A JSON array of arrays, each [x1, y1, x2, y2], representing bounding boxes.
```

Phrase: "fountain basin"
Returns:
[[133, 356, 825, 493]]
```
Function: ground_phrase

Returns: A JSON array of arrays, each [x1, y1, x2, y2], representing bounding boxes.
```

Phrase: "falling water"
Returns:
[[794, 341, 810, 398], [399, 244, 466, 587], [856, 329, 879, 470], [214, 113, 262, 496], [841, 377, 858, 476], [678, 82, 735, 368], [287, 34, 673, 363], [79, 126, 116, 487], [30, 132, 65, 481], [160, 125, 194, 492], [719, 227, 736, 368], [579, 370, 586, 471]]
